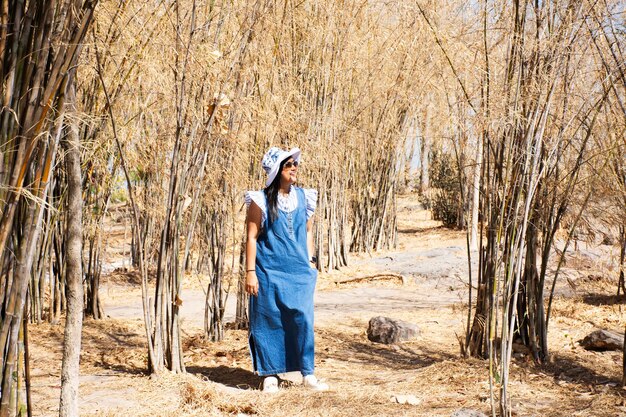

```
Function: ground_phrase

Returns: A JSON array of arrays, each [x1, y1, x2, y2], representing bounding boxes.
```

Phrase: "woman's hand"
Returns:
[[246, 271, 259, 296]]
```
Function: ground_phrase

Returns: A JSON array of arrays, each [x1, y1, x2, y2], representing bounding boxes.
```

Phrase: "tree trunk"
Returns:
[[470, 135, 482, 250], [623, 323, 626, 387], [235, 237, 249, 329], [59, 75, 84, 417], [420, 106, 431, 194], [618, 226, 625, 295]]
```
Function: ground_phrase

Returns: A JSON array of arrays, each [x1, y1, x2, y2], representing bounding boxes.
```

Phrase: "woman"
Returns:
[[244, 147, 328, 393]]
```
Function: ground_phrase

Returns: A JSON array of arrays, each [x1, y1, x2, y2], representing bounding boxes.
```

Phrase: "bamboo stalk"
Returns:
[[94, 40, 159, 374]]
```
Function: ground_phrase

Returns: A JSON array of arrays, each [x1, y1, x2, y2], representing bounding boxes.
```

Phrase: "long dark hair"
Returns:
[[264, 158, 288, 224]]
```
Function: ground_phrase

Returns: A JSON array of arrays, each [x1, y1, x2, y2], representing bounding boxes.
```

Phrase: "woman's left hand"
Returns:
[[246, 271, 259, 296]]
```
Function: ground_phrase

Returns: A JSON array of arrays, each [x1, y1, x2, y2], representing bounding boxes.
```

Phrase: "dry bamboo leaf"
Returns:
[[182, 195, 193, 212], [174, 295, 183, 307], [213, 93, 230, 107], [208, 49, 222, 60], [390, 394, 422, 405]]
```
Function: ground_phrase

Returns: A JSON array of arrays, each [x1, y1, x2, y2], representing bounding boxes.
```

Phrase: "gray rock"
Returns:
[[451, 409, 488, 417], [580, 329, 624, 351], [367, 316, 420, 344]]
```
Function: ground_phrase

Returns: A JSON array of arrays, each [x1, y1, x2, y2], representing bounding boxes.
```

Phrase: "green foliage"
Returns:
[[426, 150, 463, 228], [110, 186, 128, 204]]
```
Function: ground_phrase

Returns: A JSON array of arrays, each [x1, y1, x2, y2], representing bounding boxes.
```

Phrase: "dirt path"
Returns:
[[101, 202, 472, 327], [103, 245, 470, 327]]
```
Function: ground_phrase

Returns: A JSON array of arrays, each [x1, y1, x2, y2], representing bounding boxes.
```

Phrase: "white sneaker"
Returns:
[[303, 375, 329, 391], [262, 376, 279, 393]]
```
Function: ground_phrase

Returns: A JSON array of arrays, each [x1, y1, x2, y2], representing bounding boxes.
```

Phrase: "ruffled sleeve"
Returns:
[[245, 190, 267, 224], [303, 188, 318, 220]]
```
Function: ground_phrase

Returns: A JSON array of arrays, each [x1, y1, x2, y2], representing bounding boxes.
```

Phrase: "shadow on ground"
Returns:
[[187, 365, 262, 390], [582, 293, 626, 306], [542, 353, 622, 393], [317, 324, 456, 371], [398, 225, 446, 234], [82, 319, 148, 375]]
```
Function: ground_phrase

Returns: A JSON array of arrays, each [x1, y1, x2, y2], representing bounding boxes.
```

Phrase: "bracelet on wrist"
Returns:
[[246, 269, 255, 272]]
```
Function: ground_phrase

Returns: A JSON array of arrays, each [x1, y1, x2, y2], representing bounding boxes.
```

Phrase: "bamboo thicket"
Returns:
[[0, 1, 97, 415], [3, 2, 624, 413], [413, 1, 626, 414]]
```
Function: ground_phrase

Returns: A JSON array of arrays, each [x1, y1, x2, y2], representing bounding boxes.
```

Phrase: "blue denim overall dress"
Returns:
[[249, 187, 317, 376]]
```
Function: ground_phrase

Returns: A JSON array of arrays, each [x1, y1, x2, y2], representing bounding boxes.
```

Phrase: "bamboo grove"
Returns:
[[0, 0, 625, 416], [415, 1, 626, 414]]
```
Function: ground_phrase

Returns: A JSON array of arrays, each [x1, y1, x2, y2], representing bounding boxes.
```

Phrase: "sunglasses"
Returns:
[[283, 160, 299, 169]]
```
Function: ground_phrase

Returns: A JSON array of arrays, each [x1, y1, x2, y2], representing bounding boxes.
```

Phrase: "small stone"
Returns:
[[580, 329, 624, 351], [451, 409, 488, 417], [367, 316, 420, 344], [391, 394, 421, 405]]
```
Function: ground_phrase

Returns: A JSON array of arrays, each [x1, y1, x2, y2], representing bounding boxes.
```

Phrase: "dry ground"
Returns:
[[29, 195, 626, 416]]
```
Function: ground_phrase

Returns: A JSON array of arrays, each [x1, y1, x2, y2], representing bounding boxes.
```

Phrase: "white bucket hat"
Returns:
[[262, 147, 301, 187]]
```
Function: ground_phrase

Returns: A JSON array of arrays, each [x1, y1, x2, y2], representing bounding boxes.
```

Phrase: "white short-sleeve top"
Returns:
[[245, 187, 317, 224]]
